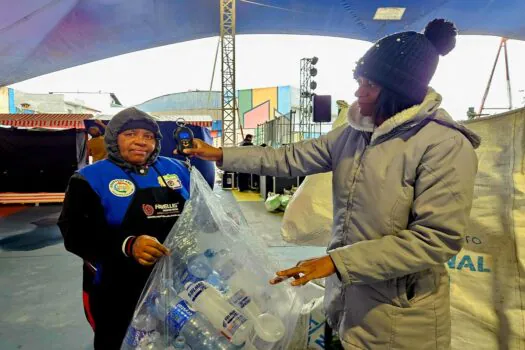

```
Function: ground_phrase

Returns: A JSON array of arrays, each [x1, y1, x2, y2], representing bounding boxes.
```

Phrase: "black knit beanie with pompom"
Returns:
[[354, 19, 457, 103]]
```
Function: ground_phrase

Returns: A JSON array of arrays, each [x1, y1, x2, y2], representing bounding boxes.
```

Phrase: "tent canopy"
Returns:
[[1, 0, 524, 86]]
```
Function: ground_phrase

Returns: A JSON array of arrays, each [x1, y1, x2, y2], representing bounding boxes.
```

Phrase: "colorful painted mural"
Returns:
[[238, 86, 299, 129], [244, 101, 270, 129]]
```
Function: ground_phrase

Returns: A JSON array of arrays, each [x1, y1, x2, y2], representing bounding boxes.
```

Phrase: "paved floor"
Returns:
[[0, 189, 324, 350]]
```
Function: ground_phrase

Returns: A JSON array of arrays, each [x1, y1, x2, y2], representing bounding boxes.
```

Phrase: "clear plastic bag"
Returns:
[[122, 168, 303, 350]]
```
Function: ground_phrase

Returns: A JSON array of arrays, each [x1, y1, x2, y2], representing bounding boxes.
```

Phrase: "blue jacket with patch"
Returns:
[[58, 156, 190, 265], [78, 157, 190, 228]]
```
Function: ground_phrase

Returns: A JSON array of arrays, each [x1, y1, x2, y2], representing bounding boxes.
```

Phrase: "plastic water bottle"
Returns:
[[173, 336, 191, 350], [207, 250, 286, 347], [174, 252, 229, 293], [185, 281, 253, 346], [207, 249, 266, 314], [123, 314, 157, 349], [150, 282, 238, 350], [180, 254, 212, 284], [136, 331, 165, 350], [244, 314, 287, 350]]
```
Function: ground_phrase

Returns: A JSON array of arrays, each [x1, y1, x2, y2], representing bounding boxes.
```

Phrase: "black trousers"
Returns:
[[83, 263, 148, 349], [88, 284, 139, 349], [237, 173, 251, 191]]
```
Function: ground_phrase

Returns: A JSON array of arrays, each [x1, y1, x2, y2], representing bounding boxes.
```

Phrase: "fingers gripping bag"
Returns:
[[122, 168, 303, 350]]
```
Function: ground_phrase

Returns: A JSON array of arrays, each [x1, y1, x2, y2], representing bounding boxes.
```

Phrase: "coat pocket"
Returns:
[[397, 269, 438, 308], [391, 269, 451, 349]]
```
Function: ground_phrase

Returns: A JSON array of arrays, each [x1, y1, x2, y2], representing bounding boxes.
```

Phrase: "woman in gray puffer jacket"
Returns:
[[182, 19, 480, 349]]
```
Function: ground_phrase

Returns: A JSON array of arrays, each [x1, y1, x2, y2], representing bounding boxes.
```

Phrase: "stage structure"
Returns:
[[477, 38, 513, 117], [298, 57, 318, 138], [220, 0, 238, 147]]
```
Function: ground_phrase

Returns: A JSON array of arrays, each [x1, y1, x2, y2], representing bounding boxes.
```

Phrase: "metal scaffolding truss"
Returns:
[[298, 58, 314, 138], [220, 0, 237, 147], [477, 37, 513, 117]]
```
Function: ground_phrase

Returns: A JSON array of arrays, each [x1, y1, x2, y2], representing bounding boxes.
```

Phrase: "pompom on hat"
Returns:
[[354, 19, 458, 102]]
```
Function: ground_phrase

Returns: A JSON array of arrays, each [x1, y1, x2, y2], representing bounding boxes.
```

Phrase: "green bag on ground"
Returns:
[[265, 192, 282, 212]]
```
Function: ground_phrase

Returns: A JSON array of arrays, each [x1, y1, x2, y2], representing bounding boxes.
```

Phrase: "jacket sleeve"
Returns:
[[329, 135, 478, 285], [220, 126, 347, 177], [58, 173, 134, 263]]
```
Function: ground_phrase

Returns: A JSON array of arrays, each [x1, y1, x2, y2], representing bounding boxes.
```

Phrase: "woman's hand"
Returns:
[[175, 139, 223, 162], [270, 255, 337, 286], [132, 235, 170, 266]]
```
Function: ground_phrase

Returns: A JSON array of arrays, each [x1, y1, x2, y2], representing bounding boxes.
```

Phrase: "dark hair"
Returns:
[[245, 134, 253, 138], [373, 87, 423, 124]]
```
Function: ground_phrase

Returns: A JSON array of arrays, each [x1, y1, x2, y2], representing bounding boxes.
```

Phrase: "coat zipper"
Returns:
[[343, 133, 370, 237]]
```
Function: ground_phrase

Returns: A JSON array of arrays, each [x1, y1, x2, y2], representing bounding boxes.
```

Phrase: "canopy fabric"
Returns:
[[1, 0, 523, 87], [0, 114, 91, 129]]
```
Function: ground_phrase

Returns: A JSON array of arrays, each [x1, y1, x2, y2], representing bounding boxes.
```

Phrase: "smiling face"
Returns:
[[354, 76, 382, 117], [117, 128, 156, 165]]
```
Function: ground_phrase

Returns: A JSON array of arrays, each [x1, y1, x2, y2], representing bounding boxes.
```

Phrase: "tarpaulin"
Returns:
[[1, 0, 524, 86], [450, 108, 525, 349], [0, 127, 79, 192]]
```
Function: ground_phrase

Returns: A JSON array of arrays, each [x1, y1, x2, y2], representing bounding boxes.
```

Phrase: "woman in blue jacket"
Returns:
[[59, 107, 191, 349]]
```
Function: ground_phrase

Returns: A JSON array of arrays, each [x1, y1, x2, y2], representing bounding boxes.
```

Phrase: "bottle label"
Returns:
[[166, 300, 196, 334], [228, 289, 251, 309], [223, 310, 248, 337], [125, 327, 154, 347], [186, 281, 208, 302]]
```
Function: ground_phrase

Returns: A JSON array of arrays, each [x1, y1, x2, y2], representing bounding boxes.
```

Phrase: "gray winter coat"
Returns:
[[221, 89, 480, 349]]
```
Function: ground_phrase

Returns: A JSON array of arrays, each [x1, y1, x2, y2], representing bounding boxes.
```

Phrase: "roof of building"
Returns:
[[0, 114, 92, 129], [136, 91, 221, 113]]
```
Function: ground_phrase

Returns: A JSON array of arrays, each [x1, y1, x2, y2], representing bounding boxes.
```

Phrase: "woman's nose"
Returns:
[[133, 137, 147, 145], [355, 86, 367, 98]]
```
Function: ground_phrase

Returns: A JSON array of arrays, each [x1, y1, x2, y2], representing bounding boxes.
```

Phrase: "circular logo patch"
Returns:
[[142, 204, 155, 216], [108, 179, 135, 197]]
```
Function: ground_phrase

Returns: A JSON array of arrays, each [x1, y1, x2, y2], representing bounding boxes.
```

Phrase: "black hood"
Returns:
[[104, 107, 162, 171]]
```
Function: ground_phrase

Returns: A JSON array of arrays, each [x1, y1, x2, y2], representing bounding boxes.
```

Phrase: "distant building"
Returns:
[[136, 90, 222, 120], [65, 99, 101, 114], [134, 86, 337, 146], [0, 87, 100, 114]]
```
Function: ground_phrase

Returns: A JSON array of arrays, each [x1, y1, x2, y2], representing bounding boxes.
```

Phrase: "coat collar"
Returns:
[[347, 87, 480, 148]]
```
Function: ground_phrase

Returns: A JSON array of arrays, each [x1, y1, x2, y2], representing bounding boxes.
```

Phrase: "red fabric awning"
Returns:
[[0, 114, 92, 129], [186, 121, 212, 128]]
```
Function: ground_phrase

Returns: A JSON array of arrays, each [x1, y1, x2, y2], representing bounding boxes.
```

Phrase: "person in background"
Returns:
[[240, 134, 253, 146], [180, 19, 480, 349], [237, 134, 254, 191], [59, 108, 191, 349], [87, 119, 108, 163]]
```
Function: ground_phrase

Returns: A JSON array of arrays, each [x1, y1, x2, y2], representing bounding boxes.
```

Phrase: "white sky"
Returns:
[[9, 34, 525, 119]]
